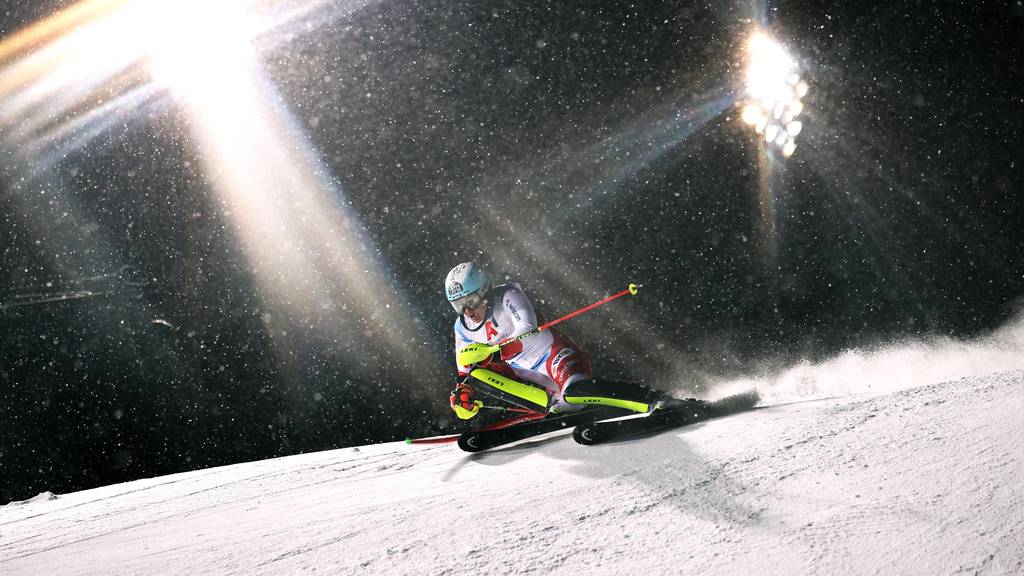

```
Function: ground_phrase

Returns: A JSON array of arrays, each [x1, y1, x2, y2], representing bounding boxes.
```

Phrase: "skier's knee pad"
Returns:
[[561, 379, 660, 413], [563, 378, 660, 401], [468, 368, 549, 411]]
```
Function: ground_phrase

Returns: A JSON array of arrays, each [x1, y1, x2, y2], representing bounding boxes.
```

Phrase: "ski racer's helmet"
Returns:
[[445, 262, 490, 313]]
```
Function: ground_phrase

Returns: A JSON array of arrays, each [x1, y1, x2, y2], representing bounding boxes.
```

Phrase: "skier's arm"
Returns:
[[502, 288, 539, 337], [497, 288, 539, 359]]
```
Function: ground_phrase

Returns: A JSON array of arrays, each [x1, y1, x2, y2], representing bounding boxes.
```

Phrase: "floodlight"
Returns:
[[740, 31, 808, 158]]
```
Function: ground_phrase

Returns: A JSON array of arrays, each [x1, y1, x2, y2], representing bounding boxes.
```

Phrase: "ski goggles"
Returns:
[[450, 290, 486, 313]]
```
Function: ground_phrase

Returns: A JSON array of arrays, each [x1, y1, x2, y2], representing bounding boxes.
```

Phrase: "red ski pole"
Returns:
[[456, 283, 639, 366], [501, 283, 639, 346]]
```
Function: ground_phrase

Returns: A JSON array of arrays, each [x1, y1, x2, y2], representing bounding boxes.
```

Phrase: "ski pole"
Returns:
[[457, 283, 639, 366], [510, 283, 639, 344], [405, 434, 461, 445], [481, 404, 535, 413]]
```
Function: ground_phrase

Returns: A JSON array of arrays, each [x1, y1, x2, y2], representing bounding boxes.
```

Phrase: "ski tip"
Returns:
[[404, 438, 412, 444], [628, 283, 638, 295], [573, 424, 599, 445]]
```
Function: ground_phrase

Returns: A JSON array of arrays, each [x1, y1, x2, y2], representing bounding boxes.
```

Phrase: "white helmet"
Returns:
[[444, 262, 490, 313]]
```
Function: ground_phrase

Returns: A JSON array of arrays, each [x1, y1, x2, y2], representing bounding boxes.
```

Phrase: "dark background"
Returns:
[[2, 0, 1022, 503]]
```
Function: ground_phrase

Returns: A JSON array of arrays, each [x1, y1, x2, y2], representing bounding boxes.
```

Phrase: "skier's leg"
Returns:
[[542, 333, 594, 414], [468, 334, 668, 415], [539, 332, 674, 413]]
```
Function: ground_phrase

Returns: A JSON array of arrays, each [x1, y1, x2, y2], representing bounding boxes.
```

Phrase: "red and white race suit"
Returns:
[[453, 283, 592, 412]]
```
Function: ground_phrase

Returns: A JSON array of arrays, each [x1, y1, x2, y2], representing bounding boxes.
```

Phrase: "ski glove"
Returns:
[[450, 383, 483, 420]]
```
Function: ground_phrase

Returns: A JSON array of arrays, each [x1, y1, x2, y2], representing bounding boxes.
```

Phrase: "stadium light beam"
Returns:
[[0, 0, 447, 382]]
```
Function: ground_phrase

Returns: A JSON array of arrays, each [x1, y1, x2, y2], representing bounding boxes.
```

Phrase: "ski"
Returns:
[[458, 407, 625, 452], [573, 390, 760, 445]]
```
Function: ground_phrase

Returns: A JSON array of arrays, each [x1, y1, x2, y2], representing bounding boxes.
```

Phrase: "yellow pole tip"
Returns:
[[628, 283, 638, 295]]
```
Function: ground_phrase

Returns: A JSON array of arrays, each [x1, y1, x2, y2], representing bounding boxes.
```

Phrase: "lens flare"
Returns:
[[0, 0, 446, 387], [146, 0, 262, 97]]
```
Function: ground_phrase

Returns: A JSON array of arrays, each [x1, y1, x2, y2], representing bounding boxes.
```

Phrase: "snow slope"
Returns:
[[2, 368, 1022, 575]]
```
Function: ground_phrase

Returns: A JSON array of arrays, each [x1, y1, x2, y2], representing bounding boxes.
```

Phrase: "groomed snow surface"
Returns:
[[3, 348, 1024, 574]]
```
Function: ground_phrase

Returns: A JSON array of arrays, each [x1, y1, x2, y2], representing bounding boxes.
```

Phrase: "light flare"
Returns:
[[740, 31, 808, 158], [146, 0, 264, 98], [0, 0, 444, 386]]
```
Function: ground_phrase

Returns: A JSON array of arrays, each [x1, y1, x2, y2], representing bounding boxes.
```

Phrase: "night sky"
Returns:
[[2, 0, 1022, 504]]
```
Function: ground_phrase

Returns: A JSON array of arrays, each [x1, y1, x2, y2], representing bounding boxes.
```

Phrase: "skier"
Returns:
[[444, 261, 674, 420]]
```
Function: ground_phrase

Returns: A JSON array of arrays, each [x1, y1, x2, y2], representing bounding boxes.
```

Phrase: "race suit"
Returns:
[[453, 283, 591, 412]]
